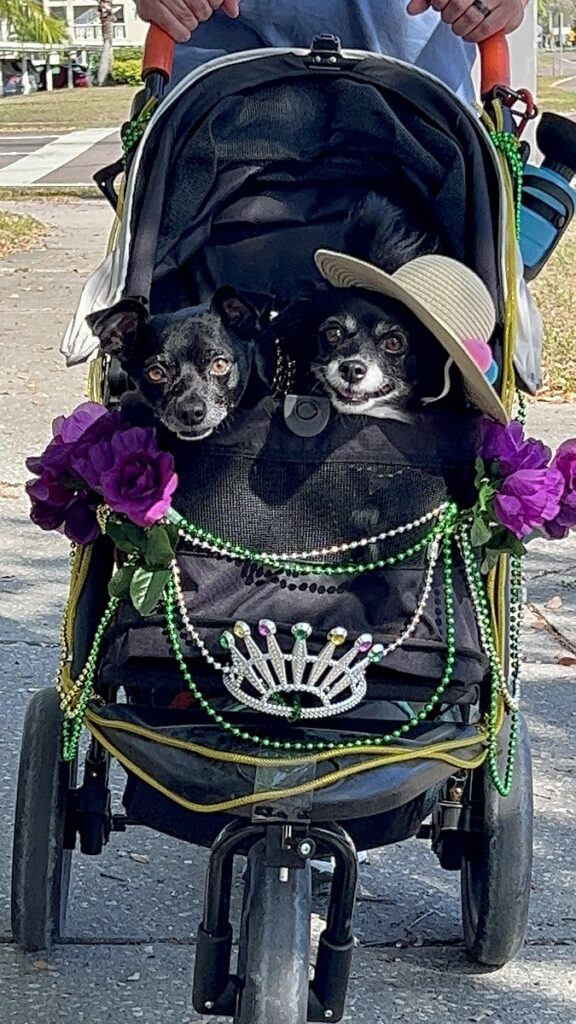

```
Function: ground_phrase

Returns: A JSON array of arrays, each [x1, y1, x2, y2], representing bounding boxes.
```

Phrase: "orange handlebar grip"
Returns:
[[142, 24, 175, 80], [479, 33, 511, 95]]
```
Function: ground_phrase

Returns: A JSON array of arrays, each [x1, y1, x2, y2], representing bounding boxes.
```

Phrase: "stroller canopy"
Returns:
[[125, 51, 505, 316]]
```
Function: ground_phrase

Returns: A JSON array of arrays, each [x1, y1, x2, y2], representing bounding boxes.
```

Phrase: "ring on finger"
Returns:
[[472, 0, 492, 17]]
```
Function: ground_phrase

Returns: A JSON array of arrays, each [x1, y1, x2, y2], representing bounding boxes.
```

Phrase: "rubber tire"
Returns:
[[11, 688, 76, 952], [234, 840, 312, 1024], [461, 713, 533, 968]]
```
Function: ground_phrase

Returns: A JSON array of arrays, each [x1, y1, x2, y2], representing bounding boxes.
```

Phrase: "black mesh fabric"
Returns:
[[124, 54, 503, 316], [98, 407, 487, 709]]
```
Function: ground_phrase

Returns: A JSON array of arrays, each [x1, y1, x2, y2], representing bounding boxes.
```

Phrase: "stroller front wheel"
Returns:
[[234, 839, 312, 1024], [11, 687, 76, 952], [461, 713, 533, 968]]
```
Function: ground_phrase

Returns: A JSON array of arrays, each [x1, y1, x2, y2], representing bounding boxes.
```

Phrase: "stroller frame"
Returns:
[[11, 34, 534, 1024]]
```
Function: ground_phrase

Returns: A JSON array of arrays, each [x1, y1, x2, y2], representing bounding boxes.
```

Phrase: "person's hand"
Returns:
[[136, 0, 240, 44], [406, 0, 526, 43]]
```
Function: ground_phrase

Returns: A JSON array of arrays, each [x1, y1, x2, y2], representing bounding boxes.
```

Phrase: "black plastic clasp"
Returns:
[[305, 35, 360, 70], [93, 158, 123, 211]]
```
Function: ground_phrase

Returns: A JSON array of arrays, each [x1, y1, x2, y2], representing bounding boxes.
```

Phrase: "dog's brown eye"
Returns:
[[210, 356, 232, 376], [322, 325, 344, 347], [146, 364, 167, 384], [383, 334, 407, 355]]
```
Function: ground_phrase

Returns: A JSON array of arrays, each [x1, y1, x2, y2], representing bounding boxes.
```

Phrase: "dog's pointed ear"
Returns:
[[86, 299, 149, 359], [211, 287, 260, 339]]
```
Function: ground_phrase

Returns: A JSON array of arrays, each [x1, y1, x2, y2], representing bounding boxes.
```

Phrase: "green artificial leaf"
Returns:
[[106, 518, 148, 554], [164, 522, 180, 546], [507, 535, 528, 559], [470, 515, 493, 549], [130, 567, 171, 616], [145, 525, 177, 570], [480, 548, 502, 574], [108, 563, 136, 599], [476, 481, 497, 514], [474, 457, 487, 489]]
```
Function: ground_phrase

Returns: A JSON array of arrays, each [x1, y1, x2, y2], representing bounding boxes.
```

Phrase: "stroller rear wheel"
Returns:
[[11, 687, 76, 952], [234, 839, 312, 1024], [461, 714, 533, 968]]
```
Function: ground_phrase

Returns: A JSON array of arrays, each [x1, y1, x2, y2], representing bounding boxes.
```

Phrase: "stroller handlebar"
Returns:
[[141, 25, 511, 96], [479, 34, 511, 94]]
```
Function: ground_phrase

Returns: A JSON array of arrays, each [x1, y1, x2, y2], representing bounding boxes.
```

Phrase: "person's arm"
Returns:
[[407, 0, 528, 44], [135, 0, 240, 44]]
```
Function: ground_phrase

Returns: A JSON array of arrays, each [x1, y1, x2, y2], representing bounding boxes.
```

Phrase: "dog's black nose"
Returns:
[[339, 359, 367, 384], [179, 399, 207, 426]]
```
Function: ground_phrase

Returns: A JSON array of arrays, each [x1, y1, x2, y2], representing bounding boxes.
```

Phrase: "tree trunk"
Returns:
[[97, 0, 114, 86]]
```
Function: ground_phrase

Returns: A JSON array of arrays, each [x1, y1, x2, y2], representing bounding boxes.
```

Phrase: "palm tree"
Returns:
[[96, 0, 114, 85], [0, 0, 67, 43]]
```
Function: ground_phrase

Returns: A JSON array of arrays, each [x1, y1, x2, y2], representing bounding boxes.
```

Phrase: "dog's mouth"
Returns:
[[329, 380, 396, 404], [318, 374, 401, 411], [173, 425, 214, 441]]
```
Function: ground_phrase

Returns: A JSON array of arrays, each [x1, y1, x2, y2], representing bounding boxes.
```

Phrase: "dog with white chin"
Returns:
[[272, 194, 443, 421]]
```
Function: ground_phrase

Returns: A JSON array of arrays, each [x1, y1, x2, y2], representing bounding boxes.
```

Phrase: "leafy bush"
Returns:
[[111, 57, 142, 86]]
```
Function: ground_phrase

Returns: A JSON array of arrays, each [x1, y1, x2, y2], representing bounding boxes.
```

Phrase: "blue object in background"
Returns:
[[519, 112, 576, 281], [520, 164, 576, 281]]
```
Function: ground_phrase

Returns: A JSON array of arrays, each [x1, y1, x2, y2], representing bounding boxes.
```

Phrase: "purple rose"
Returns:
[[69, 409, 123, 491], [27, 474, 72, 531], [26, 473, 99, 544], [494, 466, 565, 539], [480, 419, 551, 476], [63, 495, 100, 544], [26, 401, 108, 479], [546, 439, 576, 540], [100, 426, 178, 527], [57, 402, 108, 444]]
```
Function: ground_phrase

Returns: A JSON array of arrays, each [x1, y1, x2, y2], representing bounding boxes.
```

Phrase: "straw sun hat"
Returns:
[[314, 251, 508, 424]]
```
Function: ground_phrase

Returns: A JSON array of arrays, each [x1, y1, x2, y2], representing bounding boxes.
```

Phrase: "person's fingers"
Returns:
[[406, 0, 432, 15], [451, 1, 488, 36], [438, 0, 478, 27], [190, 0, 214, 21], [207, 0, 225, 7], [137, 0, 195, 40], [464, 1, 523, 41], [430, 0, 450, 10], [222, 0, 240, 16]]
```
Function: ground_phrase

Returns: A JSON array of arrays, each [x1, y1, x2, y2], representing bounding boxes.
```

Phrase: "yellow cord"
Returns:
[[85, 718, 488, 815], [86, 707, 487, 766]]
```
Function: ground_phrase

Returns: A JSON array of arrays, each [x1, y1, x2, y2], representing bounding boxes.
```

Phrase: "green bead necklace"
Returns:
[[458, 525, 520, 797], [61, 596, 119, 762], [490, 129, 524, 239], [172, 501, 459, 577], [161, 530, 456, 755]]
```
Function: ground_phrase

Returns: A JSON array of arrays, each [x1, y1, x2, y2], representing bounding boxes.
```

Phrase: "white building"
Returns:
[[41, 0, 147, 46]]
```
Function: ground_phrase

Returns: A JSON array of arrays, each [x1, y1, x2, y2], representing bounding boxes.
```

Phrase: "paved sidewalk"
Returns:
[[0, 130, 120, 187], [0, 201, 575, 1024]]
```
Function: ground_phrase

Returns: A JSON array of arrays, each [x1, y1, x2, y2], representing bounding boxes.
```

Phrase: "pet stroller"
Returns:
[[12, 29, 544, 1024]]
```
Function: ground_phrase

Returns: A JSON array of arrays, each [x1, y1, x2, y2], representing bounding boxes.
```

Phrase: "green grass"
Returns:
[[536, 76, 576, 114], [0, 211, 45, 257], [532, 224, 576, 401], [0, 85, 138, 131], [0, 186, 102, 201]]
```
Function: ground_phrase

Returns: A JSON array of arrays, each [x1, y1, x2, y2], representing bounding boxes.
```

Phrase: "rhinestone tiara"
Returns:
[[220, 620, 384, 720]]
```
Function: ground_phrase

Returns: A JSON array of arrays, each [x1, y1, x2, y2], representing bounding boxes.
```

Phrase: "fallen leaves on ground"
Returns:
[[0, 212, 45, 259], [532, 223, 576, 402]]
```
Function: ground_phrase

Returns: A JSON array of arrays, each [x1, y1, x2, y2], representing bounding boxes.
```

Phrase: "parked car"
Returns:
[[37, 63, 90, 90], [0, 59, 39, 96]]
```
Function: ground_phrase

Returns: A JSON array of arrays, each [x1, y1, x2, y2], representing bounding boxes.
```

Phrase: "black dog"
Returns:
[[270, 195, 445, 419], [87, 288, 267, 440], [309, 292, 436, 419]]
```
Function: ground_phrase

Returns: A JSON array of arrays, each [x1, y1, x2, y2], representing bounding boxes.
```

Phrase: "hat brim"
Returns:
[[314, 250, 509, 424]]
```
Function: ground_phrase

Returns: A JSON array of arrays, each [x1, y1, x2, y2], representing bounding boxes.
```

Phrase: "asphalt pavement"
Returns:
[[0, 130, 120, 187], [0, 200, 575, 1024]]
